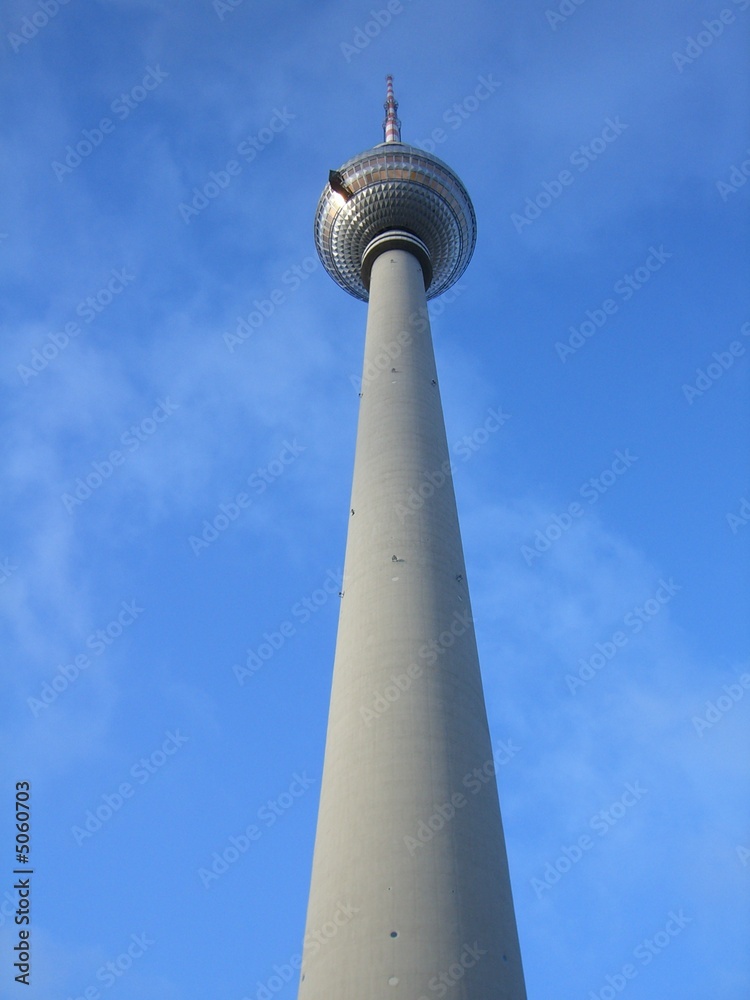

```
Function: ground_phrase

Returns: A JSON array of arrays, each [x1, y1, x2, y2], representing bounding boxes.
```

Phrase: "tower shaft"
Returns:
[[298, 245, 526, 998]]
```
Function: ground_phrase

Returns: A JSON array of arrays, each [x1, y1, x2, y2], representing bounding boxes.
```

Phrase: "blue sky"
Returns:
[[0, 0, 748, 997]]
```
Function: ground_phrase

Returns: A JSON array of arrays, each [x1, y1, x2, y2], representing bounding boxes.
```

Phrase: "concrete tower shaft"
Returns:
[[298, 79, 526, 999]]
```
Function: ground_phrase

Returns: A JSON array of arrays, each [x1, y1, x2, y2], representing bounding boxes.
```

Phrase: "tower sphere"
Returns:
[[314, 139, 477, 301]]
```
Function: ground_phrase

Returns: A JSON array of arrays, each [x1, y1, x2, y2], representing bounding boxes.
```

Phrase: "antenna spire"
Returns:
[[383, 74, 401, 143]]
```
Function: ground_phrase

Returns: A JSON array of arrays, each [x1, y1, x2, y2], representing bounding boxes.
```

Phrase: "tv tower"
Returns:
[[298, 77, 526, 999]]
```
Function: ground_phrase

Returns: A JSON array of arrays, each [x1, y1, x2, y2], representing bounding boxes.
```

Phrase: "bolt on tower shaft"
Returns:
[[298, 78, 526, 999]]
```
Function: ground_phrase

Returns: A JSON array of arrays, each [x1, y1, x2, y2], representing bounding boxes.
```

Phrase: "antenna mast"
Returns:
[[383, 74, 401, 142]]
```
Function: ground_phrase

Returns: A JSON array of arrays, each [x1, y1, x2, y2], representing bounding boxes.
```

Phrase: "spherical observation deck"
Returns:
[[314, 141, 477, 302]]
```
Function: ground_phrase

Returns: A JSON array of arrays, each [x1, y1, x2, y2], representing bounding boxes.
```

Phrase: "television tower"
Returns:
[[298, 76, 526, 999]]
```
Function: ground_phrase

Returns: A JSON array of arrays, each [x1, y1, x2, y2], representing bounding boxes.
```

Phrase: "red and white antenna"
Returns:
[[383, 74, 401, 143]]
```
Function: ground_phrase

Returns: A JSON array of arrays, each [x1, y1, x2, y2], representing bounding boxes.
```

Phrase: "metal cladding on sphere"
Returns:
[[314, 141, 477, 301]]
